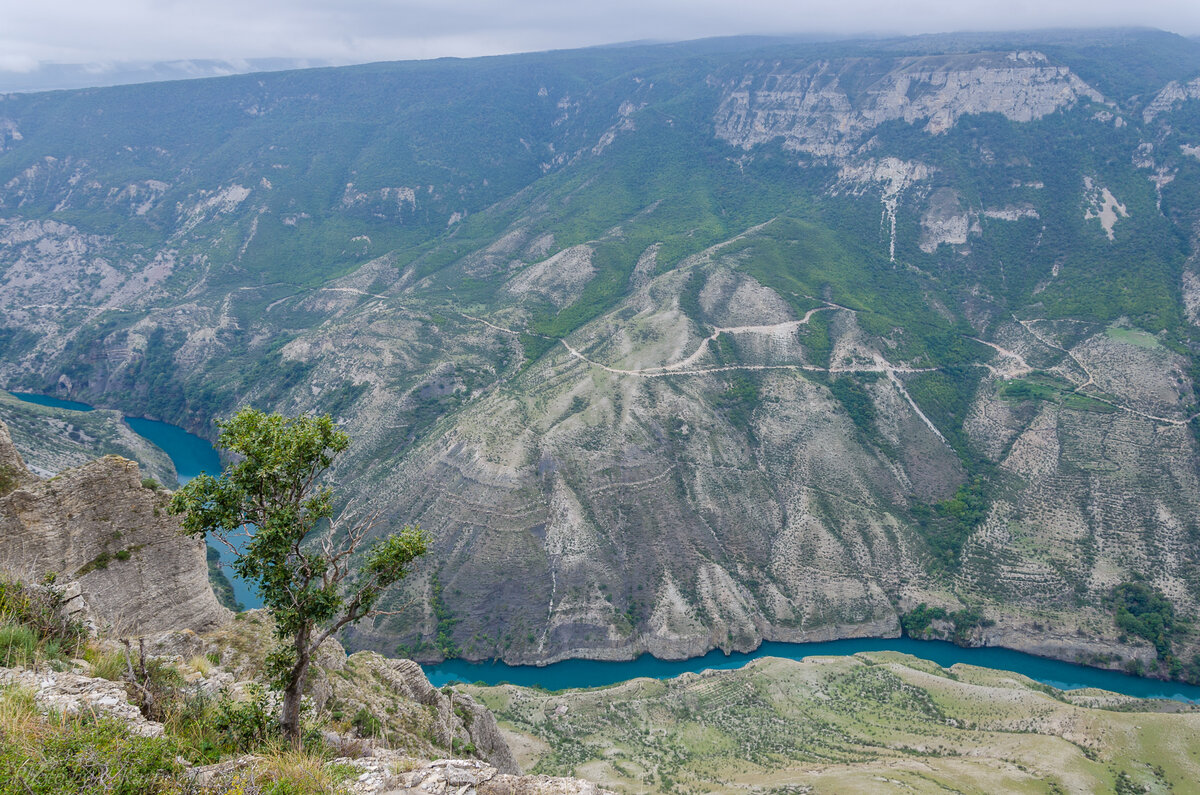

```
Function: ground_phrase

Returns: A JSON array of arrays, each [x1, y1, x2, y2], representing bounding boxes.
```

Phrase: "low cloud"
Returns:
[[3, 0, 1198, 76]]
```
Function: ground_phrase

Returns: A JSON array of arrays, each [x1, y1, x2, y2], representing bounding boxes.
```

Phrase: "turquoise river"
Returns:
[[11, 391, 1200, 702]]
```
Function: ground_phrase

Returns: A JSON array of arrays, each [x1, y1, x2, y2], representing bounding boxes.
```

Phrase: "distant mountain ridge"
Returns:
[[2, 29, 1200, 677], [0, 57, 339, 94]]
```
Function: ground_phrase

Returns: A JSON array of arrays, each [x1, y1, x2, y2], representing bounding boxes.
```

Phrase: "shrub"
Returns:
[[1111, 582, 1182, 660], [351, 706, 384, 738], [0, 577, 86, 664], [0, 688, 181, 795], [212, 685, 280, 751], [0, 623, 39, 667]]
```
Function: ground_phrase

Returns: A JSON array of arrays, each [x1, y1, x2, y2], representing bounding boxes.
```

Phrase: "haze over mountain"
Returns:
[[0, 58, 338, 95], [4, 28, 1200, 684], [3, 0, 1198, 92]]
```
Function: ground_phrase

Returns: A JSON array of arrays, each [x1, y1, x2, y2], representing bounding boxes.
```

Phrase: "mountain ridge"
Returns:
[[2, 29, 1200, 677]]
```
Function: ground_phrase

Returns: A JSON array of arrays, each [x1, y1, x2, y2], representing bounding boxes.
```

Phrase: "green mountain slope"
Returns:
[[3, 30, 1200, 678]]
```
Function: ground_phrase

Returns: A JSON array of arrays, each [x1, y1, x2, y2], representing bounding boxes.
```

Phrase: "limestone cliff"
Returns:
[[714, 51, 1104, 158], [191, 611, 523, 775], [0, 419, 228, 634]]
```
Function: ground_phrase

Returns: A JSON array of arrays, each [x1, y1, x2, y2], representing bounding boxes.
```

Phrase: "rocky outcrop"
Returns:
[[1, 651, 598, 793], [0, 419, 36, 493], [714, 51, 1103, 158], [328, 652, 521, 774], [1142, 76, 1200, 122], [0, 666, 164, 737], [0, 420, 228, 635], [187, 754, 609, 795], [200, 610, 520, 774], [379, 758, 611, 794]]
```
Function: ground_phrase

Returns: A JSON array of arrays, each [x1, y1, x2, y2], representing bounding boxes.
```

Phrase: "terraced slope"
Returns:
[[3, 30, 1200, 676]]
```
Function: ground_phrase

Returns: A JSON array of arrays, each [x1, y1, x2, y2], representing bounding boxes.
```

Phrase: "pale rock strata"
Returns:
[[0, 420, 228, 635], [715, 51, 1102, 158], [1142, 77, 1200, 122], [0, 666, 165, 737]]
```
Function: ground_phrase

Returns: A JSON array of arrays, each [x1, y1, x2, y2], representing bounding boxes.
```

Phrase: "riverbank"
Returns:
[[9, 390, 1199, 704]]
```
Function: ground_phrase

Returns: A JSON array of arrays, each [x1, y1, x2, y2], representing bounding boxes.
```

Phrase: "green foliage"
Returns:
[[171, 408, 414, 638], [910, 476, 989, 570], [351, 706, 384, 738], [75, 546, 138, 576], [519, 333, 556, 365], [169, 408, 429, 742], [827, 375, 878, 439], [1181, 654, 1200, 686], [1111, 582, 1183, 660], [530, 244, 638, 339], [676, 270, 707, 332], [211, 684, 280, 750], [715, 374, 761, 435], [76, 551, 112, 576], [0, 577, 86, 665], [998, 374, 1119, 414], [83, 647, 128, 682], [0, 624, 38, 667], [430, 572, 461, 658], [900, 602, 994, 644], [0, 710, 181, 795], [905, 367, 985, 462]]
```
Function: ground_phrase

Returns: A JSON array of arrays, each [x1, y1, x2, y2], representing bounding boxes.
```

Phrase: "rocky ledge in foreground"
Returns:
[[0, 419, 229, 635]]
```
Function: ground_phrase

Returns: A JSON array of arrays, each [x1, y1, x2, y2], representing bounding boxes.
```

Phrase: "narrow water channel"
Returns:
[[10, 392, 262, 610]]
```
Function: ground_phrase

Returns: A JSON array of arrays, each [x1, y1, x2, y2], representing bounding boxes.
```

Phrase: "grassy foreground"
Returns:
[[467, 653, 1200, 794]]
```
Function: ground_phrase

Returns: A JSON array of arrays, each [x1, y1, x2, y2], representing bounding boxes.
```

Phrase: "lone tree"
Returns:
[[169, 407, 428, 744]]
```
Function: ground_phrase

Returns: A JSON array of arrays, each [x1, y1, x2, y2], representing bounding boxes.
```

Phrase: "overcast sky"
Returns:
[[2, 0, 1199, 76]]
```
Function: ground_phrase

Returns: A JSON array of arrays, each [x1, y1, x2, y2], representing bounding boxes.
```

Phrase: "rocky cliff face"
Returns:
[[0, 419, 228, 634], [714, 51, 1104, 158]]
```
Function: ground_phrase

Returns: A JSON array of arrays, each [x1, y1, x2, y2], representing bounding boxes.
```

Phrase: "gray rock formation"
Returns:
[[200, 609, 520, 774], [324, 652, 520, 774], [383, 758, 611, 794], [0, 419, 36, 493], [715, 51, 1103, 158], [0, 666, 165, 737], [0, 420, 229, 635]]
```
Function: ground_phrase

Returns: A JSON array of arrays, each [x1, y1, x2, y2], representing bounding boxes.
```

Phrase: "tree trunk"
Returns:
[[280, 630, 311, 747]]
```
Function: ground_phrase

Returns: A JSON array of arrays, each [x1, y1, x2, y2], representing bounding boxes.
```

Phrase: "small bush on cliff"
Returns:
[[169, 408, 429, 746], [0, 576, 86, 665], [901, 603, 994, 643]]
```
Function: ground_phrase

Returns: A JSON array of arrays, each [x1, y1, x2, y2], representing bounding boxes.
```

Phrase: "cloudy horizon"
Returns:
[[2, 0, 1199, 92]]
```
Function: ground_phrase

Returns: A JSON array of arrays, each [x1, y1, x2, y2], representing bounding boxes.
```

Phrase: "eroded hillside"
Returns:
[[3, 30, 1200, 675]]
